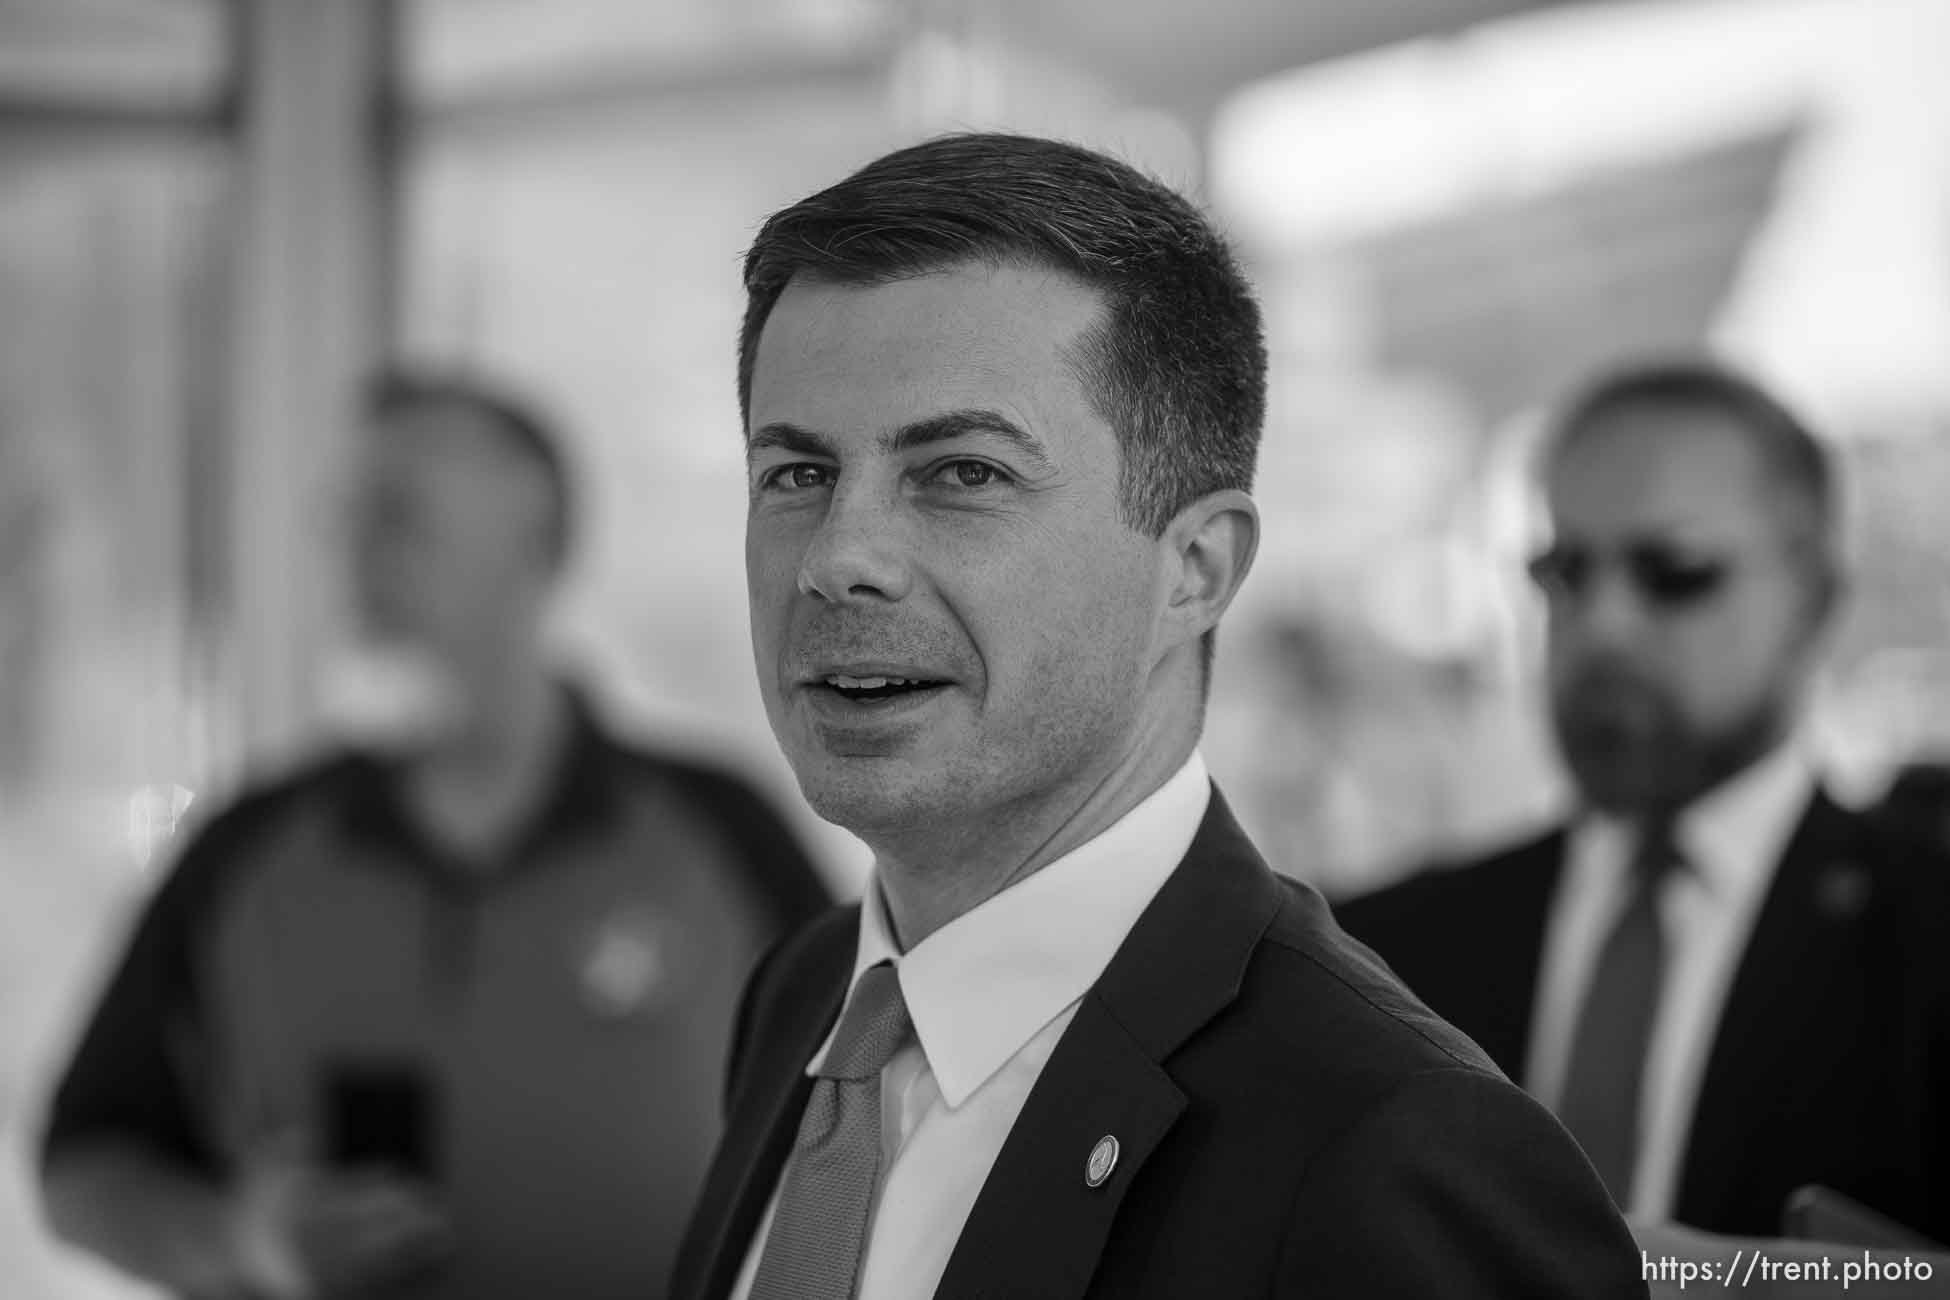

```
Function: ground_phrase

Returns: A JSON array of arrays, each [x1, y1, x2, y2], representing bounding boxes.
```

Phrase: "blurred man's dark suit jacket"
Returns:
[[1337, 790, 1950, 1245], [670, 790, 1647, 1299]]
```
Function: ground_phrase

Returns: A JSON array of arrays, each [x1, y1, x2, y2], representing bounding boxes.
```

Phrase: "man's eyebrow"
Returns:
[[885, 409, 1053, 472], [747, 409, 1056, 473], [746, 422, 834, 459]]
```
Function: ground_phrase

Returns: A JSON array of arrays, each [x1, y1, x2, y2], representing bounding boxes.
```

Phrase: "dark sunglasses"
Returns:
[[1527, 543, 1733, 609]]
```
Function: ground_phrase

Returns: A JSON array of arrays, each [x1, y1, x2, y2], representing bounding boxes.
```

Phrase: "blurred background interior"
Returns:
[[1, 0, 1947, 1292]]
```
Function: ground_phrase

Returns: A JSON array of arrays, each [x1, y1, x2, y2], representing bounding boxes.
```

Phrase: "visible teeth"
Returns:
[[827, 675, 908, 690]]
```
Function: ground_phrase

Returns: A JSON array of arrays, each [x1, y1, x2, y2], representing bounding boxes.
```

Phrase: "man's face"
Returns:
[[744, 262, 1168, 837], [1539, 403, 1826, 814], [350, 409, 558, 665]]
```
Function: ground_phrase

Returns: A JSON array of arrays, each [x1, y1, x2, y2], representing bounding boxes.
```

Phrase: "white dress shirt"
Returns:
[[729, 753, 1212, 1300], [1526, 740, 1816, 1222]]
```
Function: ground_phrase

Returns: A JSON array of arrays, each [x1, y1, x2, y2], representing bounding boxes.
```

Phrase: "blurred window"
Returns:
[[0, 0, 230, 117], [0, 5, 234, 1294]]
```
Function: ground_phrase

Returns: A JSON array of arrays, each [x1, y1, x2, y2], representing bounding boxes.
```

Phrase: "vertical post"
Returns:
[[223, 0, 391, 767]]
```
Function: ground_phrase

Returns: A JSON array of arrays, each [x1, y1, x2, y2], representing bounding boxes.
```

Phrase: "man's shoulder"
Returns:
[[154, 750, 367, 908], [1835, 787, 1950, 876], [1249, 897, 1646, 1299], [1335, 824, 1566, 933], [1232, 878, 1509, 1089], [1812, 791, 1950, 965], [61, 751, 366, 1031], [194, 747, 365, 825]]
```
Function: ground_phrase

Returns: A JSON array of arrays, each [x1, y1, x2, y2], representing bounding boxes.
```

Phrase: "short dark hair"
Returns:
[[366, 368, 577, 569], [1547, 357, 1838, 575], [737, 132, 1268, 539]]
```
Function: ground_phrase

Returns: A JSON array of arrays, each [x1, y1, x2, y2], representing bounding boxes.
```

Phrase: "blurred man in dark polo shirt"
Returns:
[[39, 372, 830, 1299]]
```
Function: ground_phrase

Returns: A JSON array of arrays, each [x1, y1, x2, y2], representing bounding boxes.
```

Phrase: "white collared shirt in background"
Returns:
[[728, 753, 1212, 1300], [1526, 740, 1816, 1222]]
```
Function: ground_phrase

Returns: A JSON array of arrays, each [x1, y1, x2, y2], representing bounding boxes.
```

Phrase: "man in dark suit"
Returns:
[[1340, 361, 1950, 1246], [669, 133, 1645, 1299]]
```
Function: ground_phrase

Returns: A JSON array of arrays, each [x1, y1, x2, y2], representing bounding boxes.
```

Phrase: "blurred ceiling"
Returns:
[[1359, 124, 1801, 424], [0, 0, 1613, 128], [402, 0, 898, 108], [973, 0, 1591, 122], [405, 0, 1594, 123]]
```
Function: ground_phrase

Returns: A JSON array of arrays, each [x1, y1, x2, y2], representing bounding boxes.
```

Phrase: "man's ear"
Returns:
[[1800, 553, 1846, 651], [1160, 489, 1259, 653]]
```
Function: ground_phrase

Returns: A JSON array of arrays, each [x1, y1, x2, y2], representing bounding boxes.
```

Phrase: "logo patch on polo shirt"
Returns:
[[575, 903, 682, 1020]]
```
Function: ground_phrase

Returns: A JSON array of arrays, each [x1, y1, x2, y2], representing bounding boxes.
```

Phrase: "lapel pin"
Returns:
[[1814, 861, 1871, 920], [1085, 1134, 1120, 1188]]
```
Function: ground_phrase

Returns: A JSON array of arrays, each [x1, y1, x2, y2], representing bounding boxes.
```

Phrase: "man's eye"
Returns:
[[930, 460, 1007, 489], [763, 464, 833, 491], [1527, 548, 1588, 598], [1634, 556, 1730, 606]]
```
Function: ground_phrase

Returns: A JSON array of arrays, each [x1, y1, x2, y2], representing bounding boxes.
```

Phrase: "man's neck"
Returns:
[[426, 642, 553, 758], [871, 717, 1198, 950], [404, 661, 569, 851], [1591, 723, 1803, 830]]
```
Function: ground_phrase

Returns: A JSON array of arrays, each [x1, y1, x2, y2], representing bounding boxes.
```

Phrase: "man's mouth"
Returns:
[[815, 673, 951, 703]]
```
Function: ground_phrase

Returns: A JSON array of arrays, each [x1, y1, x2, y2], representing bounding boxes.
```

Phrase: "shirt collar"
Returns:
[[810, 752, 1212, 1108], [339, 679, 624, 880], [1575, 738, 1816, 903], [1675, 738, 1816, 901]]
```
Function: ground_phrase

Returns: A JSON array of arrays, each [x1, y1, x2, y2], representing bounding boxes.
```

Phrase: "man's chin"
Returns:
[[791, 756, 953, 837], [1564, 751, 1681, 817]]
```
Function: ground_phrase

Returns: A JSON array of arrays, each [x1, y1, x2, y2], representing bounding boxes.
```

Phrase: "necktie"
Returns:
[[749, 961, 912, 1300], [1557, 824, 1681, 1208]]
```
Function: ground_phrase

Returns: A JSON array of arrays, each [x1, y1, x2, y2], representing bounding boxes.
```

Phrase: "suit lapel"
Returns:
[[933, 788, 1284, 1300], [685, 916, 854, 1300], [1465, 831, 1566, 1078], [933, 997, 1186, 1300], [1677, 793, 1876, 1225]]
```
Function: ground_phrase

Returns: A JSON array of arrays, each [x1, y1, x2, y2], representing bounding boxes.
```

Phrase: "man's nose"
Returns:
[[796, 487, 913, 605], [1557, 565, 1654, 653]]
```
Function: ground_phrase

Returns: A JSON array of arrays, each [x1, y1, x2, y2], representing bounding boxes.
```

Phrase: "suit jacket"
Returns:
[[1337, 791, 1950, 1245], [670, 789, 1646, 1298]]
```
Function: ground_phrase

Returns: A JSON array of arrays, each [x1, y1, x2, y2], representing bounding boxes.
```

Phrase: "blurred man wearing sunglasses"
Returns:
[[1340, 360, 1950, 1245]]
